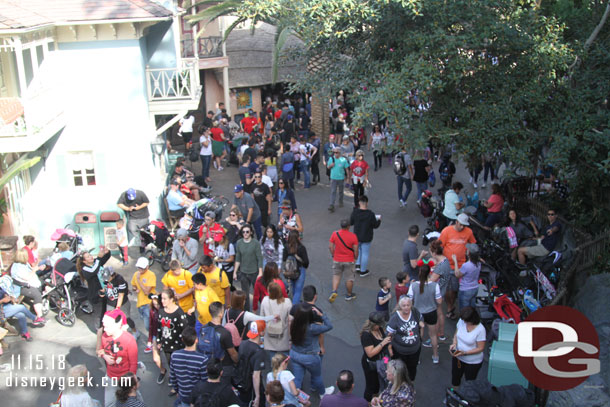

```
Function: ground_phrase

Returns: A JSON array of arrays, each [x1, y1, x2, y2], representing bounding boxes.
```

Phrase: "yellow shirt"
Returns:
[[195, 286, 220, 325], [199, 266, 230, 304], [161, 269, 194, 313], [131, 270, 156, 307]]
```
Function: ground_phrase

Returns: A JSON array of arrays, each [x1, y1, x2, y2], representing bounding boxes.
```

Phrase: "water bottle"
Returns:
[[523, 289, 540, 312]]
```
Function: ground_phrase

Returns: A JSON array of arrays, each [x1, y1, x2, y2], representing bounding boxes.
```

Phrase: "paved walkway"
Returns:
[[1, 148, 494, 406]]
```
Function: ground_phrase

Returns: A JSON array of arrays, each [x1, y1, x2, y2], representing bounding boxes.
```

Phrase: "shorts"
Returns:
[[182, 132, 193, 144], [332, 261, 356, 281], [525, 242, 550, 258], [447, 275, 459, 293], [422, 310, 438, 325]]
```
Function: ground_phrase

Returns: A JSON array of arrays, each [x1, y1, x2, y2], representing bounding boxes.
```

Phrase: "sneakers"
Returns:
[[32, 317, 46, 327], [21, 333, 33, 342], [218, 166, 224, 171], [473, 182, 478, 188], [345, 293, 357, 301], [355, 265, 361, 273], [422, 339, 432, 347], [328, 205, 335, 213], [399, 199, 406, 207], [213, 161, 218, 169], [144, 344, 153, 353], [469, 177, 473, 184], [359, 270, 370, 277], [157, 370, 166, 384], [123, 261, 129, 266], [432, 355, 440, 364], [438, 335, 447, 341], [324, 386, 335, 395], [481, 182, 486, 188], [328, 291, 338, 303]]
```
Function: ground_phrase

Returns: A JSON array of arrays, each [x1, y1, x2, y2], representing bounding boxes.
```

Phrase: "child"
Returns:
[[116, 219, 129, 266], [148, 294, 168, 383], [190, 273, 219, 336], [376, 277, 392, 321], [395, 271, 409, 300]]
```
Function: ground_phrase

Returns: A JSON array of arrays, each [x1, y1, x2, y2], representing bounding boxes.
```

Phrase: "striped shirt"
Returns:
[[170, 349, 209, 403]]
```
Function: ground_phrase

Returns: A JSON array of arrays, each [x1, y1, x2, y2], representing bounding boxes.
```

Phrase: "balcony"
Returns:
[[146, 58, 203, 114], [0, 68, 66, 153], [181, 37, 229, 69]]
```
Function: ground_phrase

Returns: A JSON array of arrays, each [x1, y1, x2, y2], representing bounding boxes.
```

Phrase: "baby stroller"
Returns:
[[182, 196, 230, 238], [41, 257, 91, 327], [50, 226, 85, 259], [140, 220, 174, 271]]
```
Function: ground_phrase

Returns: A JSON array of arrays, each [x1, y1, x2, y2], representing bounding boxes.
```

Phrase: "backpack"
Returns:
[[419, 197, 433, 217], [223, 309, 245, 347], [263, 300, 285, 339], [439, 161, 451, 182], [232, 344, 261, 394], [196, 324, 225, 360], [282, 255, 300, 280], [393, 154, 407, 176], [282, 153, 294, 172], [194, 383, 229, 407], [493, 295, 523, 323], [189, 147, 199, 162]]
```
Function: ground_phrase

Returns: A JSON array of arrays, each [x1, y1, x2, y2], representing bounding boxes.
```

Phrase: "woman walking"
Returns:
[[371, 359, 415, 407], [289, 303, 335, 396], [282, 230, 308, 304], [386, 296, 425, 381], [412, 151, 431, 202], [156, 289, 187, 391], [261, 225, 284, 269], [199, 127, 212, 183], [350, 150, 370, 207], [274, 179, 297, 219], [267, 353, 311, 407], [360, 312, 392, 402], [260, 282, 292, 354], [253, 262, 288, 312], [368, 125, 386, 171], [407, 263, 443, 364], [429, 240, 453, 342]]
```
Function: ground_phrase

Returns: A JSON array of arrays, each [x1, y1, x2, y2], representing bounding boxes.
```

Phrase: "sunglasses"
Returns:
[[254, 175, 261, 178], [243, 230, 252, 234], [230, 213, 237, 217], [548, 213, 556, 216]]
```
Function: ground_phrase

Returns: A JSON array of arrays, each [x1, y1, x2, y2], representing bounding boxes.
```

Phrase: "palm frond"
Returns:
[[272, 26, 294, 84], [222, 18, 245, 42]]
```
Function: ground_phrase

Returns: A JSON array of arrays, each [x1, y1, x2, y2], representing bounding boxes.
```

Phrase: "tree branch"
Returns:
[[585, 2, 610, 51]]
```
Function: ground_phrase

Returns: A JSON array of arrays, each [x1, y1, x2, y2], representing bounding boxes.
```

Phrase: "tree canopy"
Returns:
[[189, 0, 610, 230]]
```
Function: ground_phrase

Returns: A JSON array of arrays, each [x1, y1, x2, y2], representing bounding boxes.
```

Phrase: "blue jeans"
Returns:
[[289, 349, 325, 394], [329, 179, 344, 206], [416, 181, 428, 201], [291, 267, 306, 304], [3, 303, 36, 334], [458, 288, 478, 310], [252, 217, 263, 240], [300, 159, 311, 188], [138, 304, 150, 333], [397, 176, 412, 202], [357, 242, 371, 272], [200, 154, 212, 180]]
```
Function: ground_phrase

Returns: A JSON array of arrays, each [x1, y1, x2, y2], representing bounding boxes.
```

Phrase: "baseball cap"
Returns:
[[204, 211, 216, 220], [176, 228, 188, 238], [136, 257, 149, 269], [329, 134, 335, 140], [466, 243, 480, 255], [234, 184, 244, 193], [213, 230, 225, 242], [368, 311, 386, 326], [126, 188, 136, 201], [170, 179, 180, 186], [104, 309, 127, 326], [280, 199, 292, 209], [246, 320, 266, 339], [457, 213, 470, 226]]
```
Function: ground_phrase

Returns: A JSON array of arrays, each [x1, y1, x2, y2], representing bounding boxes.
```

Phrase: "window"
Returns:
[[69, 152, 96, 186]]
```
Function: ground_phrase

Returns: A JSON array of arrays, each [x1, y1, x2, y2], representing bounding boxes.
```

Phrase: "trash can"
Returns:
[[99, 210, 122, 255], [488, 322, 528, 387], [74, 212, 99, 252], [167, 152, 184, 170]]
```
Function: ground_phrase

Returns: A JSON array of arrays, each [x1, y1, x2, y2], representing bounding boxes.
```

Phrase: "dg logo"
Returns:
[[514, 305, 601, 391]]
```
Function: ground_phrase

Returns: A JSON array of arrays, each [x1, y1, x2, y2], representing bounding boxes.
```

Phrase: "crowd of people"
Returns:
[[0, 93, 565, 407]]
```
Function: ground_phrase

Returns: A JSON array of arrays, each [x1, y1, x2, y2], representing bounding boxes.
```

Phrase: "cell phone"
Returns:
[[285, 356, 291, 363]]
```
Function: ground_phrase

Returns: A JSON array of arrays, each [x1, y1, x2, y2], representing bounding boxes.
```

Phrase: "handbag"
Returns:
[[429, 170, 436, 187], [335, 231, 354, 252]]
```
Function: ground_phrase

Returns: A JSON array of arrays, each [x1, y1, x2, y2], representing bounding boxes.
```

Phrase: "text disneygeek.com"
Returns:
[[4, 374, 130, 391]]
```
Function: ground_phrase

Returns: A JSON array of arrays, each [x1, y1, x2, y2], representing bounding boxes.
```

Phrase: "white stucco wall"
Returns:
[[21, 40, 164, 247]]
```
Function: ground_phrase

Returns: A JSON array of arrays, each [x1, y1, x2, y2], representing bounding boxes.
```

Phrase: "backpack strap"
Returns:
[[335, 231, 354, 252], [237, 311, 248, 337]]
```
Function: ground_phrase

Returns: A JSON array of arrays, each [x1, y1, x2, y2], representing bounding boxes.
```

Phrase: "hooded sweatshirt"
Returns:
[[350, 207, 381, 243]]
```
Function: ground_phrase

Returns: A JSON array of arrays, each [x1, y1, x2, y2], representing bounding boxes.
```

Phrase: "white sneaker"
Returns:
[[324, 386, 335, 396], [469, 177, 473, 184], [213, 161, 218, 169], [399, 199, 406, 207], [482, 182, 486, 188], [473, 182, 478, 188], [218, 166, 224, 171], [432, 355, 439, 364]]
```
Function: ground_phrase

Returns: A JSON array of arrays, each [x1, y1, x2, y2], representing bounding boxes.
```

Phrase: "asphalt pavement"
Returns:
[[0, 148, 493, 406]]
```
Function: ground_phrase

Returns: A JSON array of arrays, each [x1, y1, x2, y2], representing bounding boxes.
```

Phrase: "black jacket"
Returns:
[[350, 208, 381, 243]]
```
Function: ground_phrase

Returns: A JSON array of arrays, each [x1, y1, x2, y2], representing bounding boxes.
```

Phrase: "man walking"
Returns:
[[170, 326, 209, 407], [327, 148, 350, 212], [234, 224, 263, 311], [245, 172, 272, 228], [394, 146, 414, 208], [130, 257, 156, 352], [117, 188, 150, 247], [329, 219, 359, 302], [233, 184, 263, 239], [402, 225, 429, 284], [350, 195, 381, 277]]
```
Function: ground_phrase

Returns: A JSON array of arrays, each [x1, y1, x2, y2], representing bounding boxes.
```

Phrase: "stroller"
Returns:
[[140, 220, 174, 271], [182, 196, 229, 238], [50, 226, 85, 259], [41, 257, 91, 327]]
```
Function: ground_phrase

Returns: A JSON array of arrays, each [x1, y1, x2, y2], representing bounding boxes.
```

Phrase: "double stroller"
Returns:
[[140, 220, 173, 271]]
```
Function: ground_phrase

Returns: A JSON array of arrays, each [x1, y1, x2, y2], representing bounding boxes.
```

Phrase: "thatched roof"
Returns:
[[223, 23, 304, 88]]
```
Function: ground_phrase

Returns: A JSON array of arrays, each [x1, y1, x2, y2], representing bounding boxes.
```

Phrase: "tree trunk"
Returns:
[[310, 93, 330, 144]]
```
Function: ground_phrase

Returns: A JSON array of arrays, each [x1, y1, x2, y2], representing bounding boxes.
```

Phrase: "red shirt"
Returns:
[[252, 277, 288, 311], [23, 246, 37, 266], [240, 117, 258, 134], [395, 284, 409, 300], [274, 110, 282, 120], [198, 222, 225, 256], [101, 331, 138, 378], [350, 160, 369, 180], [210, 127, 224, 142], [329, 229, 358, 262], [487, 193, 504, 213]]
